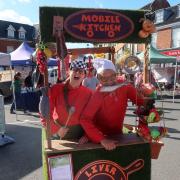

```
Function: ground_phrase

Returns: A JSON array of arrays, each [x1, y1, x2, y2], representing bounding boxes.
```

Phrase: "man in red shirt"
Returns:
[[41, 58, 92, 140], [80, 59, 144, 150]]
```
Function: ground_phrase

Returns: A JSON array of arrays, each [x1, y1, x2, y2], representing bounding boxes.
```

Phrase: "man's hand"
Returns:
[[57, 127, 69, 139], [100, 139, 118, 151]]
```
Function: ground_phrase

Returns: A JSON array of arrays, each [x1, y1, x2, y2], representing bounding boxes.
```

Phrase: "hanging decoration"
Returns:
[[36, 42, 48, 75], [138, 18, 156, 39], [135, 83, 168, 141]]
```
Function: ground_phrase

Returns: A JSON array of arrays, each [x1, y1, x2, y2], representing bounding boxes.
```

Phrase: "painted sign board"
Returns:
[[43, 133, 151, 180], [161, 49, 180, 57], [64, 10, 134, 43], [40, 7, 149, 43]]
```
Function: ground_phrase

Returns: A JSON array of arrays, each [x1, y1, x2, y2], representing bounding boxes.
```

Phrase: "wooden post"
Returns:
[[44, 67, 52, 149], [111, 47, 115, 64], [143, 43, 149, 83]]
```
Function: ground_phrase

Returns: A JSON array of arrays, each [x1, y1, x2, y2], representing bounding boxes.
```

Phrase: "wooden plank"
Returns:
[[44, 134, 147, 154], [68, 46, 112, 55]]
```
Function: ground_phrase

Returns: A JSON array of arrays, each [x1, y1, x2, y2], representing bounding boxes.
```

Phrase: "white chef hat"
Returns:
[[93, 58, 116, 74]]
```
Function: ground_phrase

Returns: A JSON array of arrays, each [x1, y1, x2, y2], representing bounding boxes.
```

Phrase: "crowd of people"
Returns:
[[40, 57, 148, 150]]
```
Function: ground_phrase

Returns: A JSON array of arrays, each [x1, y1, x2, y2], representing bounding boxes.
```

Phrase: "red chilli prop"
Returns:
[[36, 49, 47, 74]]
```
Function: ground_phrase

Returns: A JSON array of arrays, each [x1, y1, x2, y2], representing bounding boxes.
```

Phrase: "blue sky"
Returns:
[[0, 0, 179, 25]]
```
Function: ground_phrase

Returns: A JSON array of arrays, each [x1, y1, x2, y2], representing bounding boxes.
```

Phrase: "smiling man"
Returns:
[[80, 59, 145, 150]]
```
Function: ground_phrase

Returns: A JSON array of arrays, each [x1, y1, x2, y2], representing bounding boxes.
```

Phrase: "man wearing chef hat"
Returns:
[[80, 59, 145, 150]]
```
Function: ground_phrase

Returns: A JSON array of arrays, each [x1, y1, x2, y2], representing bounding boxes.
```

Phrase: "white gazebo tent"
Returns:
[[0, 52, 15, 146]]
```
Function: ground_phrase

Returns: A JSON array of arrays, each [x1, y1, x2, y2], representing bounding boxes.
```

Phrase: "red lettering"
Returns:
[[85, 171, 92, 178], [87, 24, 93, 30], [99, 24, 104, 31], [86, 30, 94, 37], [91, 165, 98, 174], [109, 24, 114, 31], [99, 16, 104, 23], [114, 25, 121, 32], [93, 24, 99, 31], [92, 15, 98, 22], [116, 16, 120, 23], [81, 15, 91, 22], [105, 165, 110, 173], [110, 16, 115, 23], [104, 24, 110, 31], [109, 167, 117, 176], [99, 164, 105, 172], [104, 16, 111, 23]]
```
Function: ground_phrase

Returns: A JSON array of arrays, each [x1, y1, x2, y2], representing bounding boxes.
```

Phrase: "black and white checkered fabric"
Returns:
[[70, 59, 87, 70]]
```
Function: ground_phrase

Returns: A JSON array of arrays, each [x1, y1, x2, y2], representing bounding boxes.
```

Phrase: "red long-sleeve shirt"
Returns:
[[80, 83, 144, 143], [42, 83, 92, 135]]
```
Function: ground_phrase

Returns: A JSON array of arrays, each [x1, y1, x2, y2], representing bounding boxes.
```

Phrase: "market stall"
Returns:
[[0, 53, 15, 146], [39, 6, 155, 180]]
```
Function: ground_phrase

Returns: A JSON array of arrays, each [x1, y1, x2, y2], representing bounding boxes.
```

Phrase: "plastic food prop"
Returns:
[[36, 43, 47, 74], [135, 83, 167, 143], [138, 18, 156, 38]]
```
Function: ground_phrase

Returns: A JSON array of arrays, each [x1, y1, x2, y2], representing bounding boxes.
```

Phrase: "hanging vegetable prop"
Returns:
[[151, 127, 168, 141], [146, 108, 163, 123], [138, 30, 150, 39], [138, 18, 156, 38], [142, 19, 156, 33], [136, 82, 167, 144], [44, 48, 52, 59], [140, 83, 157, 98]]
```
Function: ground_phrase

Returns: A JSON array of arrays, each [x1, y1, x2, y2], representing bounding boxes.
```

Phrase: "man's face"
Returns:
[[69, 68, 85, 87], [98, 69, 117, 86]]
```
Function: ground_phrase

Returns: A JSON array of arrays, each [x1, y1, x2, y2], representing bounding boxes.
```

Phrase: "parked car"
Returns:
[[32, 67, 58, 87]]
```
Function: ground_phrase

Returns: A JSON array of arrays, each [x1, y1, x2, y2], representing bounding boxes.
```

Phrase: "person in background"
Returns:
[[82, 67, 99, 90], [40, 59, 92, 140], [21, 71, 34, 114], [10, 72, 22, 114], [80, 59, 146, 150], [24, 71, 33, 89]]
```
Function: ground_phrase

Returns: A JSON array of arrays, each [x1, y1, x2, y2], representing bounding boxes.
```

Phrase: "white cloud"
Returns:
[[0, 9, 33, 25], [94, 0, 103, 8], [18, 0, 31, 3]]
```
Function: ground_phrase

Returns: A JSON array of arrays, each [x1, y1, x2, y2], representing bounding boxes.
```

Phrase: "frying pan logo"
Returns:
[[74, 159, 144, 180]]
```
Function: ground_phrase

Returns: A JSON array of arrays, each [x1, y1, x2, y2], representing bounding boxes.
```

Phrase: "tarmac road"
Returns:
[[0, 97, 180, 180]]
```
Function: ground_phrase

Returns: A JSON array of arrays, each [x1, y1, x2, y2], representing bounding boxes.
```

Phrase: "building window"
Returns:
[[19, 31, 25, 39], [7, 25, 15, 38], [178, 5, 180, 17], [151, 33, 157, 48], [18, 26, 26, 39], [172, 28, 180, 48], [7, 46, 14, 53], [155, 10, 164, 23]]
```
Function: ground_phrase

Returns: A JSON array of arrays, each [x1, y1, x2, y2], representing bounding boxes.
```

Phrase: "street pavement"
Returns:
[[0, 96, 180, 180]]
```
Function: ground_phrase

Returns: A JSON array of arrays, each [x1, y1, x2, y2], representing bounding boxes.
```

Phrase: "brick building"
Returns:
[[151, 3, 180, 53], [0, 20, 36, 53], [114, 0, 180, 61], [137, 1, 180, 56]]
